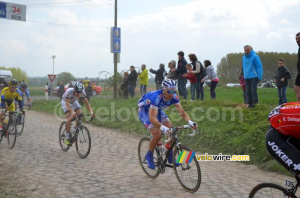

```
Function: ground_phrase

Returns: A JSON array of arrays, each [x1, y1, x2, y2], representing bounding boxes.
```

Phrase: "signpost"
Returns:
[[48, 74, 56, 101], [0, 1, 26, 22]]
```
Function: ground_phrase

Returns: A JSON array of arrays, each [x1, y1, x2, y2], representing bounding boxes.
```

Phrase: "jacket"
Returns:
[[150, 67, 165, 84], [191, 60, 207, 80], [274, 66, 291, 88], [242, 50, 263, 80], [176, 57, 187, 80], [138, 68, 148, 85], [167, 69, 176, 80], [185, 73, 197, 84], [298, 47, 300, 72], [204, 65, 218, 81], [128, 70, 138, 87]]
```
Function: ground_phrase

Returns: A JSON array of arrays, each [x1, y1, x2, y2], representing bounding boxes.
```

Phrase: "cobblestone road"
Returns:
[[0, 111, 298, 198]]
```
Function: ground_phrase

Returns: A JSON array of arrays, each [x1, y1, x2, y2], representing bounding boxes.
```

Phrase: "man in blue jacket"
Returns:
[[242, 45, 263, 108]]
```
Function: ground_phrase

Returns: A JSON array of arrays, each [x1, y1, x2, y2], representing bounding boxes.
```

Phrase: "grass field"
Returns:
[[31, 86, 297, 175]]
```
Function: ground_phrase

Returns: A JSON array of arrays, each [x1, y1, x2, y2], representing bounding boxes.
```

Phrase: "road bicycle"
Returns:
[[59, 113, 93, 159], [16, 104, 31, 136], [138, 125, 201, 193], [0, 111, 22, 149], [249, 176, 300, 197]]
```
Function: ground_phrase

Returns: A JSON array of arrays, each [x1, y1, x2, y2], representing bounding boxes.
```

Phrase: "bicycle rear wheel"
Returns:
[[16, 114, 25, 136], [173, 145, 201, 193], [75, 125, 91, 159], [249, 183, 294, 198], [137, 137, 160, 179], [59, 121, 70, 151], [7, 119, 17, 149]]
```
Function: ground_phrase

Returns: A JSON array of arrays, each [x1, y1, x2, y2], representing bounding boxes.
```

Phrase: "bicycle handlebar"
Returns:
[[164, 125, 198, 143], [75, 113, 95, 122]]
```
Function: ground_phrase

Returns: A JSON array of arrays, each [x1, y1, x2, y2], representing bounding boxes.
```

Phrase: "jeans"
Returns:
[[128, 85, 135, 98], [278, 86, 287, 105], [178, 79, 187, 99], [196, 79, 204, 101], [210, 81, 218, 99], [190, 83, 196, 100], [156, 83, 162, 90], [245, 78, 258, 107], [243, 89, 247, 104], [140, 84, 147, 96]]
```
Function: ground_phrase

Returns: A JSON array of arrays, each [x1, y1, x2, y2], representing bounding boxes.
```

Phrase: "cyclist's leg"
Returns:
[[62, 100, 76, 145], [266, 127, 300, 177]]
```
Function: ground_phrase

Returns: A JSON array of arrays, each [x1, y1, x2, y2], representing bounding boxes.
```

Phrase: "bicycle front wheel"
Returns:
[[7, 119, 17, 149], [16, 114, 25, 136], [59, 121, 70, 151], [249, 183, 294, 198], [173, 145, 201, 193], [137, 137, 160, 179], [75, 125, 91, 159]]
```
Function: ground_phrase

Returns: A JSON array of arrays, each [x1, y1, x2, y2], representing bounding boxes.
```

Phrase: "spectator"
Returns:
[[85, 81, 93, 101], [182, 64, 197, 101], [242, 45, 263, 108], [188, 54, 207, 101], [138, 64, 148, 96], [0, 76, 8, 88], [166, 60, 176, 80], [150, 64, 166, 90], [294, 32, 300, 101], [120, 72, 129, 99], [203, 60, 219, 99], [57, 81, 65, 100], [172, 51, 187, 99], [274, 58, 291, 105], [127, 66, 138, 98], [239, 72, 248, 107]]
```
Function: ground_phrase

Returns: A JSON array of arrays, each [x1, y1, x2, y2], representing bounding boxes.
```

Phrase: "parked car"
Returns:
[[226, 83, 240, 88]]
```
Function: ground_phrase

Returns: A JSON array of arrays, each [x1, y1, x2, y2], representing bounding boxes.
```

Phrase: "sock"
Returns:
[[65, 133, 70, 138]]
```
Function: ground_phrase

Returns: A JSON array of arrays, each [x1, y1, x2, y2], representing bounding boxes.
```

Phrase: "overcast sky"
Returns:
[[0, 0, 300, 78]]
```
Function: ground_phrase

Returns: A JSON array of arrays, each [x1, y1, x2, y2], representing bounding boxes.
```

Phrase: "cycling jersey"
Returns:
[[269, 102, 300, 139], [62, 88, 87, 104], [1, 87, 23, 111], [138, 90, 180, 130], [18, 86, 30, 98]]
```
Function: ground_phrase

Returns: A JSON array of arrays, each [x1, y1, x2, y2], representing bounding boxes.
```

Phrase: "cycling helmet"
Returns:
[[74, 82, 84, 93], [20, 82, 28, 89], [162, 79, 177, 91], [9, 79, 18, 86]]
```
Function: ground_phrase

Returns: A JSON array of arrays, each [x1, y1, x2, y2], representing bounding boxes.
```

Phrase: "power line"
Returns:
[[27, 19, 109, 28], [27, 0, 93, 6]]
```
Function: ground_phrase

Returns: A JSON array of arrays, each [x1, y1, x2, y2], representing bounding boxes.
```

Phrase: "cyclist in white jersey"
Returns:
[[61, 82, 95, 145]]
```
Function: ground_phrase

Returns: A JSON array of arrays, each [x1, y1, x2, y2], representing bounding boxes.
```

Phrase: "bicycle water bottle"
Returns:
[[70, 126, 76, 137], [157, 142, 165, 155]]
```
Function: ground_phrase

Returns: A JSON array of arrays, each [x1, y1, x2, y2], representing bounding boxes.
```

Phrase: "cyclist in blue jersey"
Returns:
[[18, 83, 31, 107], [138, 79, 197, 169]]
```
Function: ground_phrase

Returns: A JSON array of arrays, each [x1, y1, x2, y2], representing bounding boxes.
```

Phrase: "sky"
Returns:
[[0, 0, 300, 78]]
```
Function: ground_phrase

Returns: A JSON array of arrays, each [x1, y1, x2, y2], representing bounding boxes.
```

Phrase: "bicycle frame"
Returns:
[[287, 177, 300, 197], [70, 114, 93, 143]]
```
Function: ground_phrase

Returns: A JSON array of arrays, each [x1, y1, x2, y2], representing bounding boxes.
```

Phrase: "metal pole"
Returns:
[[113, 0, 117, 99]]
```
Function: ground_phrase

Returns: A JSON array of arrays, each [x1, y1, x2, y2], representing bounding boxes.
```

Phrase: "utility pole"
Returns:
[[113, 0, 117, 99]]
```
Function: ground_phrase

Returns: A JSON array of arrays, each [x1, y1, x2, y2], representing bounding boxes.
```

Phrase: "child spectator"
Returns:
[[239, 73, 248, 107], [182, 64, 197, 101], [274, 58, 291, 105]]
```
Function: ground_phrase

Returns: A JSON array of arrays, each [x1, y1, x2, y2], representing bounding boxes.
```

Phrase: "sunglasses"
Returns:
[[167, 90, 175, 94], [11, 86, 17, 89]]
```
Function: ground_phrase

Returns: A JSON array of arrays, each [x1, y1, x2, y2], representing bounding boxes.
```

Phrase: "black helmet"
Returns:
[[20, 82, 28, 89], [9, 79, 18, 86], [74, 82, 84, 93]]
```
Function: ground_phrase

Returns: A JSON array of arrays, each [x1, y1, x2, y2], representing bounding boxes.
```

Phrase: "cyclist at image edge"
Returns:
[[0, 79, 24, 131], [138, 79, 197, 169], [61, 82, 95, 145], [267, 102, 300, 178], [18, 82, 32, 107]]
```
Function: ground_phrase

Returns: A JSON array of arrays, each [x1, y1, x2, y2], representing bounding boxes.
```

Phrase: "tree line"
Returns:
[[216, 52, 298, 87], [0, 66, 28, 82]]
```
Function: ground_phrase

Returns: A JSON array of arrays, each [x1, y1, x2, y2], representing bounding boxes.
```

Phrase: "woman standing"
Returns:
[[203, 60, 219, 99]]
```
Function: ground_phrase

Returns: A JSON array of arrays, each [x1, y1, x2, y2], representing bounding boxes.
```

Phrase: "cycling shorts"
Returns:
[[61, 99, 81, 114], [138, 107, 170, 131]]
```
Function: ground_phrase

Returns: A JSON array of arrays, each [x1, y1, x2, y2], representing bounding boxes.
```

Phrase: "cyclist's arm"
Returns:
[[149, 107, 161, 128], [26, 89, 31, 104], [175, 104, 191, 122], [83, 97, 94, 115]]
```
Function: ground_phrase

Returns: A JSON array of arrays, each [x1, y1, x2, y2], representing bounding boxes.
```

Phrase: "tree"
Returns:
[[0, 66, 28, 82], [56, 72, 76, 85]]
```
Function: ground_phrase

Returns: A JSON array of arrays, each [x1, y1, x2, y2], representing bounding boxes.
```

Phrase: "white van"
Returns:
[[0, 70, 13, 81]]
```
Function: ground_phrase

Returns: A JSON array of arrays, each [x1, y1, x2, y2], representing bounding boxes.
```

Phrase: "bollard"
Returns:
[[45, 84, 48, 100]]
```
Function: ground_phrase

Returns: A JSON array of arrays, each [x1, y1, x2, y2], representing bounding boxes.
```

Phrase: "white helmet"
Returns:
[[162, 79, 177, 91]]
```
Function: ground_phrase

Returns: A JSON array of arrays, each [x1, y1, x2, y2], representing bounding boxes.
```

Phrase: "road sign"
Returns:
[[110, 27, 121, 53], [48, 74, 57, 82], [0, 1, 26, 22]]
